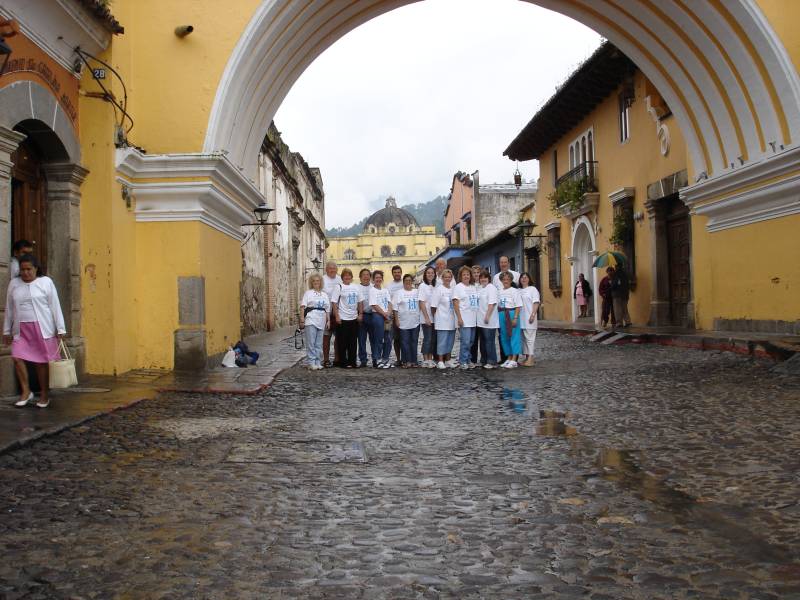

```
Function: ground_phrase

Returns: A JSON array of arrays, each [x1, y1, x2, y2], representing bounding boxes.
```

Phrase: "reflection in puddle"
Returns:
[[535, 408, 577, 436], [596, 448, 790, 564], [501, 388, 527, 414]]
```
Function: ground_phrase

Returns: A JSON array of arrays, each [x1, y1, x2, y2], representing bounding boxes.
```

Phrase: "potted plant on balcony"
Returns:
[[547, 177, 588, 215]]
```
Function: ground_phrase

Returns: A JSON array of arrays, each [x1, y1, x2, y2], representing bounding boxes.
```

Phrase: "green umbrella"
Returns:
[[593, 250, 626, 268]]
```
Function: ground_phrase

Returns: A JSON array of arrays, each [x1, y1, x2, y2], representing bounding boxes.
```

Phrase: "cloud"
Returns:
[[275, 0, 602, 228]]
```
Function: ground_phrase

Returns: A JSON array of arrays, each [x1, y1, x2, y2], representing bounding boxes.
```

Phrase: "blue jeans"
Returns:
[[368, 312, 394, 364], [459, 327, 476, 365], [436, 329, 456, 357], [304, 325, 324, 366], [399, 326, 420, 365], [478, 327, 498, 365], [358, 315, 372, 364], [421, 323, 436, 356]]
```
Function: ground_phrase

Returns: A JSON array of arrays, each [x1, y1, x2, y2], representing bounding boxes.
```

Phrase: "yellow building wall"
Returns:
[[757, 0, 800, 78], [529, 71, 689, 325], [691, 214, 800, 330]]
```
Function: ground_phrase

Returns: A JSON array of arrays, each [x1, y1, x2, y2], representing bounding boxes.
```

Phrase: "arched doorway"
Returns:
[[570, 216, 598, 324]]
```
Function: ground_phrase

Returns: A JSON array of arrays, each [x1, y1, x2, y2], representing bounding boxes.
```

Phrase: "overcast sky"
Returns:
[[274, 0, 602, 229]]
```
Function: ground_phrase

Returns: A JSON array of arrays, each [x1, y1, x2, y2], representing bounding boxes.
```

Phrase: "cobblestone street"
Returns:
[[1, 332, 799, 599]]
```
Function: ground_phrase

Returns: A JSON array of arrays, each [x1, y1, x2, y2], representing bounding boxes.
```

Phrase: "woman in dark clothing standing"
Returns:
[[599, 267, 616, 328]]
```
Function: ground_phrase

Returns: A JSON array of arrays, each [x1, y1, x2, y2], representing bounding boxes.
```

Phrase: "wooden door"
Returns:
[[666, 207, 691, 327], [11, 141, 47, 272]]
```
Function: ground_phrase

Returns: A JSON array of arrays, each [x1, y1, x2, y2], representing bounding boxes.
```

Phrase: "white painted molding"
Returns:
[[681, 145, 800, 207], [116, 148, 266, 240], [544, 221, 561, 232], [0, 0, 110, 75], [691, 171, 800, 232], [608, 187, 636, 205]]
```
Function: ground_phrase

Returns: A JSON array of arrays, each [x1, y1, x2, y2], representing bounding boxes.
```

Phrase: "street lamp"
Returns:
[[513, 164, 522, 189], [242, 202, 281, 228], [304, 257, 322, 273]]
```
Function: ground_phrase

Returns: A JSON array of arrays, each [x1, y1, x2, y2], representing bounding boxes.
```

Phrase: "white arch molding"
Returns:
[[569, 215, 600, 325], [204, 0, 800, 190]]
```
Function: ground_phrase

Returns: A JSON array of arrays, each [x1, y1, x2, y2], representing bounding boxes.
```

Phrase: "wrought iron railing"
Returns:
[[556, 160, 598, 192]]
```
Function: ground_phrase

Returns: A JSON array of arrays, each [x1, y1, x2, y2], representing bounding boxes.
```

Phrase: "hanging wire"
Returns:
[[74, 47, 135, 136]]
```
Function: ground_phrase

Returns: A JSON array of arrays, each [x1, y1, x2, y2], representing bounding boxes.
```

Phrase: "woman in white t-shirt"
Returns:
[[357, 268, 373, 368], [299, 273, 331, 370], [518, 272, 541, 367], [417, 266, 438, 368], [392, 274, 421, 368], [368, 270, 394, 368], [476, 269, 499, 369], [430, 269, 457, 369], [452, 266, 480, 370], [497, 271, 522, 368], [331, 268, 363, 368]]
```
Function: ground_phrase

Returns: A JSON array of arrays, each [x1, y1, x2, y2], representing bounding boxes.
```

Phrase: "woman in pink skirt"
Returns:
[[2, 254, 66, 408]]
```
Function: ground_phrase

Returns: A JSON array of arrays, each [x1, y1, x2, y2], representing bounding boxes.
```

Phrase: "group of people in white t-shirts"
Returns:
[[300, 256, 540, 371]]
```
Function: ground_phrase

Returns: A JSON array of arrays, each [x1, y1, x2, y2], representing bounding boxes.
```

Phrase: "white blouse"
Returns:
[[3, 276, 66, 340]]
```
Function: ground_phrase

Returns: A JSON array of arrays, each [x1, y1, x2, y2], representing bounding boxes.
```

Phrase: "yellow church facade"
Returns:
[[1, 0, 799, 390], [327, 198, 443, 276]]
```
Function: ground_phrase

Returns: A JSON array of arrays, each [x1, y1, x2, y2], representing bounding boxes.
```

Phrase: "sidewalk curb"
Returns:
[[0, 396, 149, 457], [539, 326, 795, 361]]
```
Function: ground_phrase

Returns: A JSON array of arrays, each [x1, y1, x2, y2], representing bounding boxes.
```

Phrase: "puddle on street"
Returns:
[[595, 448, 791, 564], [535, 409, 577, 436]]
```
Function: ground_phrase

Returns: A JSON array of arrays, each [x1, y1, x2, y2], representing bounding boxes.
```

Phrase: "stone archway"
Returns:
[[570, 216, 599, 325], [0, 81, 88, 394], [204, 0, 800, 199]]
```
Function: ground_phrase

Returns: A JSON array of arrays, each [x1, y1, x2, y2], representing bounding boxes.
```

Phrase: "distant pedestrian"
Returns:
[[2, 254, 66, 408], [9, 239, 33, 279], [518, 273, 541, 367], [476, 269, 499, 369], [331, 268, 362, 368], [574, 273, 592, 318], [431, 269, 456, 369], [321, 261, 342, 368], [599, 267, 616, 328], [368, 270, 394, 368], [393, 274, 420, 368], [357, 268, 373, 367], [453, 266, 479, 370], [300, 273, 330, 370], [418, 266, 438, 368], [611, 265, 632, 328], [497, 272, 522, 368]]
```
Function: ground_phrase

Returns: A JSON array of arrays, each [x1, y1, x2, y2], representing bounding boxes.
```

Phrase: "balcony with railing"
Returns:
[[550, 161, 600, 219]]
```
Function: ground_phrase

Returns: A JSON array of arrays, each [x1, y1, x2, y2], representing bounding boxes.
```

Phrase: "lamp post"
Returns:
[[242, 202, 281, 228], [304, 257, 322, 273], [513, 164, 522, 189]]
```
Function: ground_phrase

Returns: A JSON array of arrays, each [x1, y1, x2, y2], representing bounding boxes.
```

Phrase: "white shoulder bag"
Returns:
[[49, 339, 78, 389]]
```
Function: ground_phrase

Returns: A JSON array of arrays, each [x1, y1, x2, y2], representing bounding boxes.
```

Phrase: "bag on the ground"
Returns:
[[221, 348, 237, 368], [49, 339, 78, 389]]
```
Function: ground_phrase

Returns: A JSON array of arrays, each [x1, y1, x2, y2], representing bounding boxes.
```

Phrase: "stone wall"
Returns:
[[474, 175, 536, 244], [240, 225, 267, 337]]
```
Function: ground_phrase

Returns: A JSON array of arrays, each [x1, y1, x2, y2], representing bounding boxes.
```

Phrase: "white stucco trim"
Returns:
[[116, 148, 266, 240], [689, 171, 800, 232], [680, 145, 800, 231], [0, 0, 111, 75], [608, 187, 636, 205]]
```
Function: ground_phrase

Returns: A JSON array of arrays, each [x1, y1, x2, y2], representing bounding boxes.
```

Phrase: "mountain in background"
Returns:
[[326, 195, 447, 237]]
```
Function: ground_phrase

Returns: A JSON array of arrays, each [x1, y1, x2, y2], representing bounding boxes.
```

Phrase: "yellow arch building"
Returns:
[[327, 198, 443, 276], [0, 0, 798, 385]]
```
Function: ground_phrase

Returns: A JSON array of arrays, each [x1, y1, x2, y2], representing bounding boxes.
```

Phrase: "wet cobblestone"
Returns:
[[1, 332, 799, 598]]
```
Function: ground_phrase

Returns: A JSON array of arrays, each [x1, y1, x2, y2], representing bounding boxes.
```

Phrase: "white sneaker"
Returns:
[[459, 364, 470, 370], [506, 360, 519, 368], [436, 361, 446, 370], [483, 363, 496, 370], [468, 363, 478, 369], [446, 360, 458, 368]]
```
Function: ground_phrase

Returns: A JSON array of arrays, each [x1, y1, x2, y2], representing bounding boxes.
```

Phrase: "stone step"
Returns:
[[600, 332, 631, 345]]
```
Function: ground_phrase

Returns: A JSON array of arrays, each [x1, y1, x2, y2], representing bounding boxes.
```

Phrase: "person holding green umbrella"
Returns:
[[610, 264, 632, 328]]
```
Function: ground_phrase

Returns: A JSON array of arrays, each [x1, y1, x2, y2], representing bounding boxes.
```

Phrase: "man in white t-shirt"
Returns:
[[386, 265, 404, 363], [434, 257, 447, 286], [492, 255, 520, 290], [322, 261, 342, 367]]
